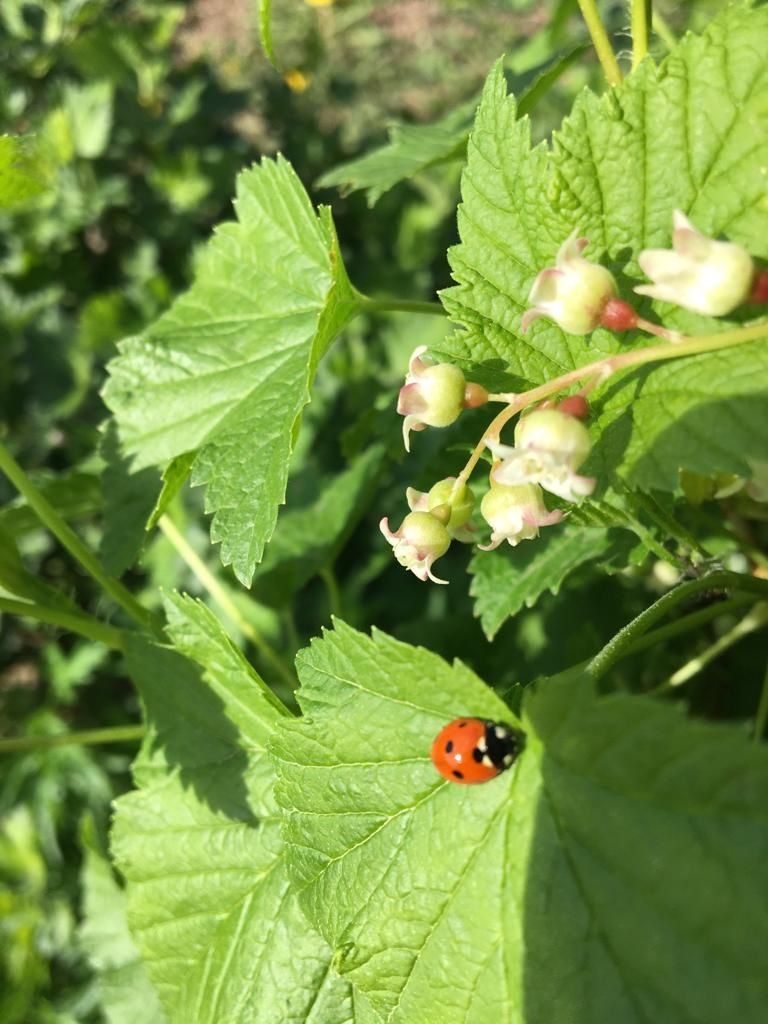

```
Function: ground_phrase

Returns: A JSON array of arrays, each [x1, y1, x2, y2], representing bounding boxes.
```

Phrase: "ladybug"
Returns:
[[431, 717, 523, 784]]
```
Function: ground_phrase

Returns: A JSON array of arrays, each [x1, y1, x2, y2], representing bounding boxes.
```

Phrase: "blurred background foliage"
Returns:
[[0, 1, 763, 1019]]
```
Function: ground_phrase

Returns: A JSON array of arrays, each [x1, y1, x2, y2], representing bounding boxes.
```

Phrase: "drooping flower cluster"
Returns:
[[380, 210, 764, 582]]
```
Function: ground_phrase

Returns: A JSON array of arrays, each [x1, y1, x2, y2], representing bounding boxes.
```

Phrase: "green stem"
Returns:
[[754, 661, 768, 743], [0, 724, 145, 754], [576, 0, 623, 86], [651, 9, 677, 51], [630, 0, 650, 69], [653, 602, 768, 692], [357, 295, 446, 317], [0, 441, 154, 632], [456, 319, 768, 491], [0, 596, 125, 650], [158, 515, 297, 690], [320, 565, 342, 619], [589, 571, 768, 681], [625, 593, 754, 657]]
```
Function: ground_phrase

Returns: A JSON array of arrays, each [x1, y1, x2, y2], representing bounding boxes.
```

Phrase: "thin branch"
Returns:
[[577, 0, 623, 86], [0, 440, 154, 632], [158, 515, 297, 689], [0, 596, 125, 650], [0, 724, 145, 755]]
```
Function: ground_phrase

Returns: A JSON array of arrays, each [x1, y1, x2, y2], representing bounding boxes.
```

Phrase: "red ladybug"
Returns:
[[431, 717, 522, 784]]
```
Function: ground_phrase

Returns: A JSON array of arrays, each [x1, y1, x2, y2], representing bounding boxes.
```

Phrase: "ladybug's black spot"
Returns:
[[457, 721, 468, 728], [471, 746, 484, 763], [452, 769, 464, 779], [484, 721, 524, 772], [445, 740, 454, 753]]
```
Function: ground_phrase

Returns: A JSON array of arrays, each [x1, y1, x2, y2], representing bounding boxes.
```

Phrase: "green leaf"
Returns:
[[317, 100, 475, 207], [439, 6, 768, 489], [251, 444, 385, 604], [257, 0, 277, 68], [79, 818, 166, 1024], [100, 422, 161, 577], [0, 134, 53, 207], [103, 157, 360, 584], [470, 524, 627, 639], [112, 599, 359, 1024], [271, 622, 768, 1024], [64, 81, 114, 159]]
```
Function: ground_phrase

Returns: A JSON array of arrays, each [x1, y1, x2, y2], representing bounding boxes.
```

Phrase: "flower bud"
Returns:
[[379, 510, 451, 584], [479, 482, 562, 551], [406, 477, 475, 542], [522, 232, 618, 335], [488, 408, 596, 503], [635, 211, 754, 317], [397, 346, 466, 451]]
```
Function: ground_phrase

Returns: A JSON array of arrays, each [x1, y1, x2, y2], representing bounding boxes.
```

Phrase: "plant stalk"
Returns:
[[0, 440, 154, 632], [158, 515, 297, 689], [653, 602, 768, 692], [630, 0, 650, 69], [357, 295, 446, 317], [0, 724, 145, 755], [577, 0, 623, 86], [454, 320, 768, 492], [588, 570, 768, 680], [0, 596, 125, 650]]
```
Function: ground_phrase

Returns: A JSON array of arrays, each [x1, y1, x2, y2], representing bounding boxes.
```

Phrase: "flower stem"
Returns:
[[0, 440, 154, 632], [0, 596, 125, 650], [158, 515, 297, 689], [630, 0, 650, 70], [356, 295, 446, 317], [0, 724, 145, 755], [577, 0, 623, 87], [588, 570, 768, 681], [455, 319, 768, 491]]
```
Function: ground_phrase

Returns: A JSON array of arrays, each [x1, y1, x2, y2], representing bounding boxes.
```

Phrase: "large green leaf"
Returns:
[[103, 157, 360, 584], [111, 596, 361, 1024], [79, 819, 166, 1024], [100, 422, 160, 577], [271, 622, 768, 1024], [438, 5, 768, 491]]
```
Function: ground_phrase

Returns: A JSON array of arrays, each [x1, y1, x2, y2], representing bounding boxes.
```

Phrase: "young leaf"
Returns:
[[111, 600, 360, 1024], [439, 5, 768, 490], [317, 100, 476, 207], [103, 157, 360, 585], [469, 524, 627, 639], [271, 622, 768, 1024], [79, 818, 166, 1024]]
